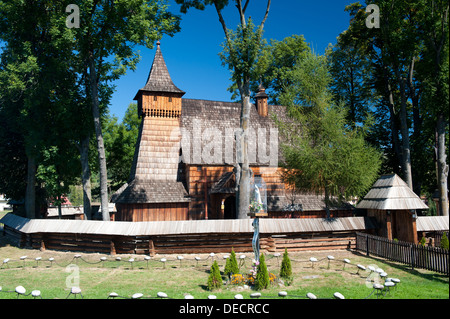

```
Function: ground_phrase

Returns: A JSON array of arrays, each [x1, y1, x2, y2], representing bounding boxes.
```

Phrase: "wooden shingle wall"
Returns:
[[132, 116, 181, 181]]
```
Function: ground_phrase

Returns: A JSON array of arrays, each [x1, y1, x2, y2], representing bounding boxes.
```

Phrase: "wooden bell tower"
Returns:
[[130, 41, 186, 182]]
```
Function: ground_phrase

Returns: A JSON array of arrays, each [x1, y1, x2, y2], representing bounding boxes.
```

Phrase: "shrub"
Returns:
[[441, 232, 449, 250], [279, 248, 292, 279], [224, 248, 239, 276], [254, 254, 270, 290], [207, 261, 222, 291]]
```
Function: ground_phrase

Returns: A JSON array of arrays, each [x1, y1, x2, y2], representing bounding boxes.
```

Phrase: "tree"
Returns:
[[176, 0, 271, 219], [224, 248, 239, 276], [207, 260, 223, 290], [103, 103, 140, 191], [254, 253, 269, 290], [71, 0, 181, 220], [0, 0, 81, 218], [279, 248, 292, 279], [276, 51, 381, 216]]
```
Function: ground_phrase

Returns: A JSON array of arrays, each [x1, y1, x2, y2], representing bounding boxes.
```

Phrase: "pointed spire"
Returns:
[[137, 41, 185, 96]]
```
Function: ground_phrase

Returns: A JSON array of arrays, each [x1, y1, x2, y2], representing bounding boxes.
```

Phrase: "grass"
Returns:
[[1, 229, 448, 300]]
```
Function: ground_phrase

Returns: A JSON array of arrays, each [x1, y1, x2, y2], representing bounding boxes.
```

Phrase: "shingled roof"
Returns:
[[356, 174, 428, 210], [111, 179, 190, 204], [180, 98, 287, 166], [134, 41, 185, 98]]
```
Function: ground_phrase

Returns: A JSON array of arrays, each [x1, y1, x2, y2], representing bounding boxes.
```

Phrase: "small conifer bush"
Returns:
[[207, 260, 222, 291], [441, 232, 449, 250], [254, 254, 270, 290], [280, 248, 292, 279], [224, 248, 239, 276]]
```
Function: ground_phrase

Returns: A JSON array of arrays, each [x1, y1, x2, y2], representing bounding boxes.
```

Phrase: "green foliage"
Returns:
[[279, 248, 292, 279], [103, 103, 140, 191], [254, 254, 269, 291], [207, 261, 223, 291], [224, 248, 239, 276], [440, 233, 449, 250], [276, 50, 381, 207], [419, 236, 427, 247], [219, 17, 267, 96]]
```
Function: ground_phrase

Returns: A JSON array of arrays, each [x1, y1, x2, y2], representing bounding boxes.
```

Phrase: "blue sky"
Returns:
[[108, 0, 356, 120]]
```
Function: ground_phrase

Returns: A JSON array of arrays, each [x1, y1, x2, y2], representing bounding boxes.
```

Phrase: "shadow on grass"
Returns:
[[350, 250, 449, 285]]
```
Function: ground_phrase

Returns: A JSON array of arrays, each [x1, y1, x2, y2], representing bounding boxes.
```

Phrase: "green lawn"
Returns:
[[0, 231, 448, 300]]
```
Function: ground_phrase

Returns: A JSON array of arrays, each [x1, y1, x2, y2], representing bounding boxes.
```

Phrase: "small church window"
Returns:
[[169, 97, 173, 102], [153, 96, 157, 101]]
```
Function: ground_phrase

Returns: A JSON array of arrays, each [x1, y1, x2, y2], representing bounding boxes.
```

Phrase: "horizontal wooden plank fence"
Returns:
[[356, 232, 449, 276]]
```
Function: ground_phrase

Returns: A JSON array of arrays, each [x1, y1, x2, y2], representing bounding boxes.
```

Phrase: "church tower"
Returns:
[[130, 41, 185, 181], [112, 42, 190, 221]]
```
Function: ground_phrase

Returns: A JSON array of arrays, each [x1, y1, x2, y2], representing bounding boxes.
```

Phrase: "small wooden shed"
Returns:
[[356, 174, 428, 243]]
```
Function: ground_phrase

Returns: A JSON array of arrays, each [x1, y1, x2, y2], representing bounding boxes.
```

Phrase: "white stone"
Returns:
[[109, 292, 119, 298], [344, 259, 351, 264], [15, 286, 26, 295], [20, 256, 27, 260], [208, 295, 217, 299], [380, 272, 388, 278], [391, 278, 400, 284], [333, 292, 345, 299], [31, 290, 41, 297], [74, 254, 81, 258], [132, 293, 143, 299], [384, 282, 395, 288], [100, 257, 107, 261], [195, 257, 201, 261], [71, 287, 82, 294], [375, 268, 384, 274], [250, 292, 261, 298], [273, 253, 281, 257], [239, 255, 246, 259], [309, 257, 318, 262], [306, 292, 317, 299], [357, 264, 366, 270], [115, 257, 122, 261], [3, 258, 9, 263], [278, 291, 288, 297], [234, 294, 243, 299], [128, 258, 135, 263], [368, 265, 376, 272], [209, 253, 215, 257], [144, 256, 151, 261], [157, 292, 168, 298], [327, 255, 335, 260], [177, 256, 184, 260], [184, 294, 194, 299], [160, 258, 167, 262], [373, 283, 384, 290], [223, 255, 229, 259], [49, 257, 54, 262]]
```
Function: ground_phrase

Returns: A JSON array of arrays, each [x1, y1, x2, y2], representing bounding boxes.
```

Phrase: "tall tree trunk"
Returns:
[[236, 90, 252, 219], [397, 72, 413, 189], [25, 155, 36, 219], [80, 135, 92, 220], [436, 113, 449, 216], [88, 53, 109, 221]]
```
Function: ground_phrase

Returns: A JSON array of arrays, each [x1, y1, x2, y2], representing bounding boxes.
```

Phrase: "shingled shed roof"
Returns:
[[180, 98, 288, 165], [111, 179, 190, 204], [134, 41, 185, 98], [356, 174, 428, 210]]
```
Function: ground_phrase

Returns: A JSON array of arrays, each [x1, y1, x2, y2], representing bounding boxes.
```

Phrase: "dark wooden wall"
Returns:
[[115, 203, 190, 222]]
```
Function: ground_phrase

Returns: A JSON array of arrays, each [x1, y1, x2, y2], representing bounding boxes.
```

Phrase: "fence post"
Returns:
[[366, 234, 370, 257], [410, 244, 415, 271]]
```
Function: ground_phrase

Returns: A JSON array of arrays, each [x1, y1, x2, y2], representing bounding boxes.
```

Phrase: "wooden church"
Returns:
[[111, 42, 353, 222]]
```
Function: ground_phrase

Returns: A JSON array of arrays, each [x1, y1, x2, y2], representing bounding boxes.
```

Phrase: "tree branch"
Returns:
[[259, 0, 271, 31]]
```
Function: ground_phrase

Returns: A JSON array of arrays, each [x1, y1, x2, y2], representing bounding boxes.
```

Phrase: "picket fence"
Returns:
[[355, 232, 449, 276]]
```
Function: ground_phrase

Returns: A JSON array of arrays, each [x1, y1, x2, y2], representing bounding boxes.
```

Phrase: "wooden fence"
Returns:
[[356, 232, 449, 276]]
